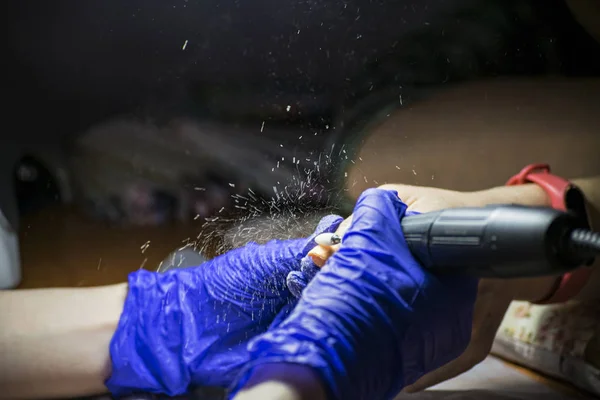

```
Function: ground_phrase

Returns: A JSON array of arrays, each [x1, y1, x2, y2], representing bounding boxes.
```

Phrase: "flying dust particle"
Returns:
[[182, 40, 188, 50], [412, 169, 417, 176], [260, 121, 265, 132], [286, 105, 291, 112], [140, 241, 151, 254]]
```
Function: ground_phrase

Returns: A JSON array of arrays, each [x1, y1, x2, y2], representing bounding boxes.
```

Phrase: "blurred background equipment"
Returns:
[[0, 138, 71, 289], [68, 117, 337, 227]]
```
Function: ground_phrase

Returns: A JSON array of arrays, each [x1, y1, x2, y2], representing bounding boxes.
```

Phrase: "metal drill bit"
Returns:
[[314, 232, 342, 246]]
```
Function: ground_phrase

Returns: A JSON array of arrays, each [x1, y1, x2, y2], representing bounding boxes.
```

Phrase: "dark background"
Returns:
[[7, 0, 600, 141]]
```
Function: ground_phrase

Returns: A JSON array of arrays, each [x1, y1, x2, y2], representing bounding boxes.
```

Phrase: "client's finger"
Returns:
[[307, 243, 340, 267]]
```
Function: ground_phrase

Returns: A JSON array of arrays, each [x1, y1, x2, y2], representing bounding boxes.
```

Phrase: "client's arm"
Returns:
[[233, 365, 327, 400], [0, 284, 127, 399], [0, 216, 344, 400]]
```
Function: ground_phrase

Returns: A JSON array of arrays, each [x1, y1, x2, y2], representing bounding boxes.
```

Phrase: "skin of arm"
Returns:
[[0, 283, 127, 399], [233, 364, 327, 400]]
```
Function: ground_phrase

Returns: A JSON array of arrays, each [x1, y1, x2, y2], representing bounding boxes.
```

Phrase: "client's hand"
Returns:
[[230, 189, 478, 399], [106, 215, 343, 397]]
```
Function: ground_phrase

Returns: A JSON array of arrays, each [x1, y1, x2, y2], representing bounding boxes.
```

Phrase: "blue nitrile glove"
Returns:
[[230, 189, 478, 400], [286, 210, 420, 299], [106, 214, 343, 398]]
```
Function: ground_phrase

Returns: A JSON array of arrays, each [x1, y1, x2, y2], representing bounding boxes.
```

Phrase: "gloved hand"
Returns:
[[106, 214, 343, 398], [230, 189, 478, 400], [286, 211, 419, 299]]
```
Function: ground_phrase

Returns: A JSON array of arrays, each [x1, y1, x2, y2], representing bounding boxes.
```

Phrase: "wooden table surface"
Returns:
[[16, 206, 590, 398], [18, 206, 203, 288]]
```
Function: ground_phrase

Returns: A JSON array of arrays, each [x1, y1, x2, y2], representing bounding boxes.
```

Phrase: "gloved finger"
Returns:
[[288, 197, 424, 299], [300, 256, 320, 280], [334, 189, 477, 309], [286, 270, 308, 299], [285, 256, 321, 299], [308, 209, 421, 265], [339, 188, 412, 258]]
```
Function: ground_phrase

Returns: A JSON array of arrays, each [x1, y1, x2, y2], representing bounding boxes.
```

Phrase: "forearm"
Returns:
[[233, 364, 327, 400], [0, 283, 127, 399]]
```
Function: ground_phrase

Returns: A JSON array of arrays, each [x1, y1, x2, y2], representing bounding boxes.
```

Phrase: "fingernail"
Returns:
[[307, 245, 334, 267]]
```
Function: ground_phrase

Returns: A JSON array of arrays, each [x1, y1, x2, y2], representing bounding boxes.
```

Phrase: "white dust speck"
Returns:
[[194, 187, 206, 191], [229, 183, 235, 187], [260, 121, 265, 132], [431, 175, 435, 180], [395, 165, 401, 170], [286, 105, 291, 112], [412, 169, 417, 175], [140, 241, 151, 253], [182, 40, 188, 50]]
